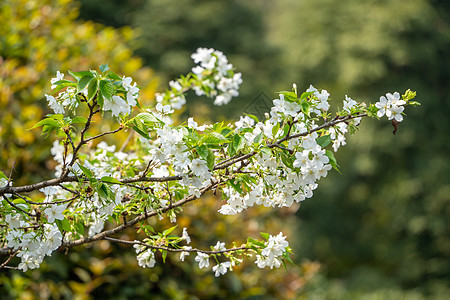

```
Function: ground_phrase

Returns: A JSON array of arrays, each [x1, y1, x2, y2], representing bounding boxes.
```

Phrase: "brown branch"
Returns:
[[0, 175, 182, 195], [61, 180, 219, 249], [0, 251, 17, 269]]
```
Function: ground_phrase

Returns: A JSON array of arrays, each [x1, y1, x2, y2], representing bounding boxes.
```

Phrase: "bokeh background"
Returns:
[[1, 0, 449, 299]]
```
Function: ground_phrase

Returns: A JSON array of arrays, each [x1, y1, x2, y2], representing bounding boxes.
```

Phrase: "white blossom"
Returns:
[[212, 261, 231, 277], [103, 96, 131, 117], [213, 241, 226, 252], [343, 95, 357, 112], [50, 71, 64, 89], [180, 246, 192, 261], [44, 204, 67, 223], [182, 228, 191, 244], [195, 252, 210, 269], [45, 94, 65, 114]]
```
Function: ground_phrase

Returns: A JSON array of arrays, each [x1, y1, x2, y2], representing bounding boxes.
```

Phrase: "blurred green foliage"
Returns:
[[267, 0, 450, 298], [0, 0, 158, 185], [1, 0, 449, 298]]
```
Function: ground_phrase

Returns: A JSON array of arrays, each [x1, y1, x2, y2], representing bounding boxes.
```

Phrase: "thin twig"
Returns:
[[7, 162, 15, 185], [119, 131, 134, 152], [84, 127, 124, 143], [2, 195, 35, 217], [103, 236, 250, 254], [12, 192, 77, 206]]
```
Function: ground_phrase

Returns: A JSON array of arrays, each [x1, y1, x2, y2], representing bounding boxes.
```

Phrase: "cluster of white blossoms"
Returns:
[[193, 241, 234, 277], [152, 48, 242, 115], [133, 243, 156, 268], [46, 71, 79, 114], [307, 84, 331, 113], [45, 71, 139, 118], [6, 220, 62, 272], [191, 47, 242, 105], [103, 76, 140, 117], [255, 233, 289, 269], [151, 123, 212, 197], [219, 88, 341, 215], [375, 92, 406, 122]]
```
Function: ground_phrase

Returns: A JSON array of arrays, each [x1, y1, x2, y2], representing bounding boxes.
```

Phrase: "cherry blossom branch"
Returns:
[[213, 112, 367, 171], [0, 175, 183, 195], [63, 102, 99, 174], [0, 112, 366, 197], [103, 236, 250, 254]]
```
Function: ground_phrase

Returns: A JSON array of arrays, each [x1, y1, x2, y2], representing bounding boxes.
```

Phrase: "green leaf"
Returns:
[[247, 237, 258, 244], [132, 118, 150, 139], [201, 132, 229, 144], [77, 162, 93, 179], [325, 150, 341, 173], [260, 232, 270, 240], [49, 114, 64, 120], [206, 149, 215, 170], [75, 222, 85, 236], [69, 70, 94, 80], [52, 80, 77, 92], [106, 72, 122, 81], [32, 118, 60, 129], [97, 91, 104, 108], [272, 122, 280, 137], [301, 101, 311, 116], [243, 113, 259, 124], [197, 145, 209, 161], [136, 112, 157, 125], [163, 225, 178, 236], [98, 183, 110, 200], [99, 80, 114, 101], [260, 147, 272, 155], [71, 116, 88, 124], [300, 91, 314, 100], [87, 78, 99, 101], [280, 151, 294, 169], [56, 219, 71, 232], [31, 116, 64, 137], [77, 76, 93, 92], [276, 91, 297, 101], [99, 64, 109, 73], [101, 176, 122, 184], [220, 128, 233, 137], [162, 250, 167, 263], [196, 145, 215, 169], [316, 134, 331, 148], [253, 132, 263, 144], [212, 121, 224, 132], [229, 134, 244, 156]]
